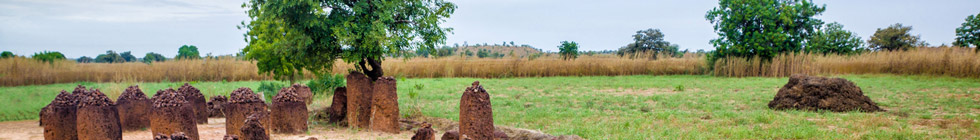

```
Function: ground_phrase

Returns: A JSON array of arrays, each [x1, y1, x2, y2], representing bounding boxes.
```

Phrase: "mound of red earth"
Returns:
[[224, 87, 271, 137], [459, 81, 494, 140], [41, 89, 78, 140], [150, 88, 200, 140], [290, 83, 314, 104], [411, 122, 435, 140], [208, 95, 228, 117], [271, 86, 308, 134], [768, 74, 885, 112], [326, 87, 347, 123], [241, 114, 270, 140], [179, 83, 208, 124], [116, 85, 151, 131], [370, 76, 399, 133], [346, 72, 374, 129], [75, 88, 123, 140]]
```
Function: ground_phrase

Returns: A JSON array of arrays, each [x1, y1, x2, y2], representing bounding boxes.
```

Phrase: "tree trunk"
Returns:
[[358, 57, 384, 81]]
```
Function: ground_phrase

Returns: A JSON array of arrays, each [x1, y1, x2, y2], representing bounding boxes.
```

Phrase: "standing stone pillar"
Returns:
[[179, 83, 208, 124], [224, 87, 270, 137], [459, 81, 494, 140], [370, 76, 399, 133], [271, 86, 308, 134], [41, 90, 77, 140], [117, 85, 151, 131], [346, 72, 373, 128], [150, 88, 200, 140], [76, 89, 123, 140]]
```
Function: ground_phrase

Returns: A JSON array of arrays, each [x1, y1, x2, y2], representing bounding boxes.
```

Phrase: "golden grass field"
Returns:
[[1, 47, 977, 86]]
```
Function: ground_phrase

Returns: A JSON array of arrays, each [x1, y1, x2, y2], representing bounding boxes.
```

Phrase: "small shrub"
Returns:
[[258, 81, 287, 102], [31, 51, 66, 63], [307, 74, 345, 95], [674, 85, 685, 92]]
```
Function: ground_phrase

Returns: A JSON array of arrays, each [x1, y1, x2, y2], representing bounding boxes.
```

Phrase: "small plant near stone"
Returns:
[[405, 77, 425, 119], [258, 81, 287, 102], [307, 74, 345, 96], [674, 85, 685, 92]]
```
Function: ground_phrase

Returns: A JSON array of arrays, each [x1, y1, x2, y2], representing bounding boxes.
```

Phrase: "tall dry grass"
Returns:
[[714, 47, 980, 78], [0, 58, 273, 86], [365, 54, 707, 78]]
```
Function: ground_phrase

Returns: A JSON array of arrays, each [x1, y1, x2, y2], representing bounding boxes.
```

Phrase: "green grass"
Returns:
[[4, 74, 980, 139]]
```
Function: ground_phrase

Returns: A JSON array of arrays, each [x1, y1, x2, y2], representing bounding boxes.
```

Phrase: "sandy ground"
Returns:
[[1, 118, 438, 140]]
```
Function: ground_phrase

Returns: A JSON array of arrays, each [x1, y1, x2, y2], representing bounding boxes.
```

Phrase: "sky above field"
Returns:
[[1, 0, 978, 58]]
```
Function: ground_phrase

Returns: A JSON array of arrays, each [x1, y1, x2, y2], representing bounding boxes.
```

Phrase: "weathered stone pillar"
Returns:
[[346, 72, 373, 128], [459, 81, 494, 140], [370, 76, 399, 133], [117, 85, 151, 131], [150, 88, 200, 140]]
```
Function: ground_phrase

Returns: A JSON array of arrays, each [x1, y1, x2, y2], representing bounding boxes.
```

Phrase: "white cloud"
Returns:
[[2, 0, 246, 23]]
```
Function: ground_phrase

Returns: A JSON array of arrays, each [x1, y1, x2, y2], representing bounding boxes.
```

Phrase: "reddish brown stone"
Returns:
[[346, 72, 373, 129], [207, 96, 228, 117], [327, 87, 347, 123], [117, 85, 151, 131], [768, 74, 884, 112], [370, 76, 399, 133], [223, 135, 240, 140], [150, 88, 200, 140], [411, 122, 435, 140], [224, 87, 270, 137], [153, 132, 190, 140], [291, 84, 313, 104], [241, 114, 270, 140], [493, 130, 510, 140], [271, 86, 308, 134], [154, 133, 170, 140], [179, 83, 208, 124], [441, 130, 471, 140], [41, 90, 77, 140], [459, 81, 494, 140], [75, 89, 122, 140]]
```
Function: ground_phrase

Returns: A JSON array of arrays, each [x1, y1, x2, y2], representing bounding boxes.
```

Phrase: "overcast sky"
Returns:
[[1, 0, 978, 58]]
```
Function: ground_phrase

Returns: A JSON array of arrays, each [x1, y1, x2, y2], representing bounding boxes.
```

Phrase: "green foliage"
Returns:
[[31, 51, 66, 63], [705, 0, 826, 61], [618, 28, 679, 59], [241, 0, 456, 80], [673, 84, 685, 92], [806, 22, 864, 55], [868, 23, 927, 51], [558, 41, 579, 60], [142, 52, 167, 64], [477, 49, 490, 58], [0, 51, 13, 59], [120, 51, 137, 62], [954, 12, 980, 51], [76, 56, 94, 63], [258, 81, 287, 102], [176, 45, 201, 60], [306, 74, 346, 95], [95, 51, 125, 63]]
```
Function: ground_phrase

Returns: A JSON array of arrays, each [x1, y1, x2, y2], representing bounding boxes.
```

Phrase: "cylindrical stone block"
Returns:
[[179, 83, 208, 124], [459, 81, 494, 140], [150, 88, 200, 140], [346, 72, 373, 129], [117, 85, 151, 131], [369, 76, 399, 133], [76, 89, 122, 140]]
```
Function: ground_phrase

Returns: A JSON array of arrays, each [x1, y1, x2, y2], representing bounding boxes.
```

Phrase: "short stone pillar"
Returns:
[[370, 76, 399, 133], [116, 85, 151, 131], [241, 114, 270, 140], [75, 89, 123, 140], [271, 86, 308, 134], [459, 81, 494, 140], [327, 87, 347, 123], [150, 88, 200, 140], [224, 87, 270, 137], [179, 83, 208, 124], [41, 90, 78, 140], [207, 96, 228, 118]]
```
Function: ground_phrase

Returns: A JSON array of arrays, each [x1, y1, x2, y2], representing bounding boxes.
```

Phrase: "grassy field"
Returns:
[[3, 74, 979, 139]]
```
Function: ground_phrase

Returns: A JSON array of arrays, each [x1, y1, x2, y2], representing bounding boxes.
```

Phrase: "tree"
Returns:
[[0, 51, 13, 59], [242, 0, 456, 81], [705, 0, 826, 60], [868, 23, 927, 51], [142, 52, 167, 63], [806, 22, 864, 55], [77, 56, 94, 63], [510, 41, 515, 46], [32, 51, 66, 63], [558, 41, 579, 60], [617, 29, 678, 59], [95, 50, 125, 63], [120, 51, 137, 62], [954, 12, 980, 52], [476, 49, 489, 58], [176, 45, 200, 60]]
